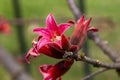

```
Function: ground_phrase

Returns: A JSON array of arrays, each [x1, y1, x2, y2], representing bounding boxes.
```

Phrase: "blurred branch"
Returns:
[[88, 31, 120, 62], [81, 68, 108, 80], [8, 18, 42, 25], [1, 17, 71, 25], [0, 45, 34, 80], [67, 0, 82, 20]]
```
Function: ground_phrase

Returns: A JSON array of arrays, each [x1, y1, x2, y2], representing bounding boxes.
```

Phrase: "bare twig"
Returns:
[[81, 68, 108, 80], [0, 45, 33, 80], [79, 56, 120, 69]]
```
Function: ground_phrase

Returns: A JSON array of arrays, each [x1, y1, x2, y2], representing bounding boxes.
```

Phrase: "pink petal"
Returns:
[[58, 23, 71, 34], [46, 13, 58, 32], [69, 45, 77, 52], [67, 20, 75, 24], [39, 64, 53, 80], [70, 24, 84, 45], [88, 27, 98, 32], [77, 15, 84, 23], [33, 28, 51, 38], [61, 35, 70, 50], [25, 48, 39, 64], [39, 43, 64, 59], [25, 53, 31, 64], [37, 37, 51, 50], [82, 18, 92, 35], [40, 64, 53, 73], [84, 18, 92, 28]]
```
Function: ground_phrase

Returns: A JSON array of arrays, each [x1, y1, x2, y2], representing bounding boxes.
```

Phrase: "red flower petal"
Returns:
[[67, 20, 75, 24], [25, 42, 65, 64], [46, 13, 58, 33], [58, 23, 71, 34], [39, 43, 64, 59], [25, 48, 39, 64], [33, 28, 51, 38], [61, 35, 70, 50], [39, 60, 73, 80], [77, 15, 84, 23], [84, 17, 91, 28], [88, 27, 98, 32], [37, 37, 51, 50], [69, 45, 77, 52]]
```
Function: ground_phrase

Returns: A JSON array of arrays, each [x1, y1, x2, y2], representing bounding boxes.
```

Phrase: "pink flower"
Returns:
[[33, 13, 71, 49], [25, 13, 75, 64], [70, 16, 98, 50], [39, 60, 74, 80]]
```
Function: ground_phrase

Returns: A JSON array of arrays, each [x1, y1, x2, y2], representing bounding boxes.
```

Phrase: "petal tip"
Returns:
[[88, 27, 98, 32], [25, 54, 30, 64], [77, 15, 85, 23], [67, 20, 75, 24], [84, 17, 92, 27]]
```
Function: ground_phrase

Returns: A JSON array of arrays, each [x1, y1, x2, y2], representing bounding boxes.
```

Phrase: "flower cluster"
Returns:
[[25, 13, 98, 80]]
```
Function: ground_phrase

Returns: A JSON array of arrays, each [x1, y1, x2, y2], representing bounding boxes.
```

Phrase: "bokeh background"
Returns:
[[0, 0, 120, 80]]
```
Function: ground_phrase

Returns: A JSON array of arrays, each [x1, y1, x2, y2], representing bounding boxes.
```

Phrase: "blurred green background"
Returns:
[[0, 0, 120, 80]]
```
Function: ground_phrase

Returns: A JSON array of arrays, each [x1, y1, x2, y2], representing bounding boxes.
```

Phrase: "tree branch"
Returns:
[[63, 52, 120, 69], [79, 56, 120, 69]]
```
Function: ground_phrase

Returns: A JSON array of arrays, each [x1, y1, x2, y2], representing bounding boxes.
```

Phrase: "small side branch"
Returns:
[[81, 68, 108, 80]]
